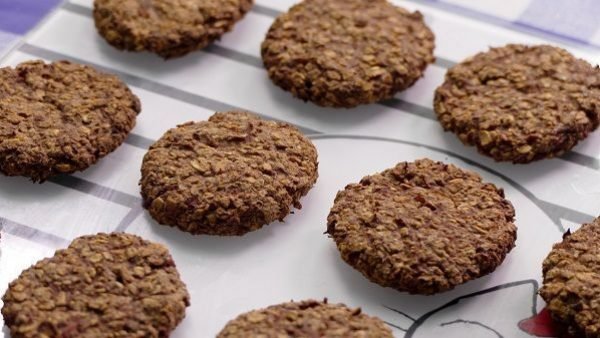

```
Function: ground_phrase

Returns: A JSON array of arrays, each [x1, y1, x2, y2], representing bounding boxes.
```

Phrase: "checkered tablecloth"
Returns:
[[0, 0, 61, 52], [2, 0, 599, 56]]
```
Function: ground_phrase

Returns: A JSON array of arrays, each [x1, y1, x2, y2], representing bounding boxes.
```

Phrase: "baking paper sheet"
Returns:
[[1, 0, 600, 337]]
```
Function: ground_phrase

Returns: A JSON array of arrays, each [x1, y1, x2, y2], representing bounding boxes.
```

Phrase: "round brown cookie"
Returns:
[[261, 0, 435, 108], [327, 158, 516, 295], [140, 111, 318, 236], [94, 0, 254, 59], [434, 44, 600, 163], [217, 299, 393, 337], [1, 233, 190, 338], [0, 60, 140, 182], [540, 217, 600, 337]]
